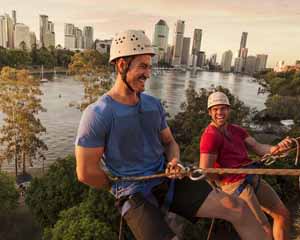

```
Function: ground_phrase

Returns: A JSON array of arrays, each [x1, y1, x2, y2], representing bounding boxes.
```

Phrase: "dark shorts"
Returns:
[[123, 177, 212, 240]]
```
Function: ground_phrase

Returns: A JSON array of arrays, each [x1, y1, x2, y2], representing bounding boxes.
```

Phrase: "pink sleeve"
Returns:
[[200, 131, 223, 154]]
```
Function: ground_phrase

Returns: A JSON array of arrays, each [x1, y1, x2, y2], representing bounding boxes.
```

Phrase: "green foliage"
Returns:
[[33, 47, 56, 68], [68, 49, 113, 111], [25, 156, 90, 227], [0, 67, 47, 174], [265, 95, 300, 121], [258, 70, 300, 122], [7, 49, 32, 68], [0, 46, 75, 69], [26, 156, 126, 239], [168, 86, 251, 163], [0, 172, 19, 215], [43, 203, 118, 240], [261, 70, 300, 96], [44, 189, 120, 240]]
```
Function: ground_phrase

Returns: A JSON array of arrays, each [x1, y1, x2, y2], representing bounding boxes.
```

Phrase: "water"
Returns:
[[0, 71, 267, 171]]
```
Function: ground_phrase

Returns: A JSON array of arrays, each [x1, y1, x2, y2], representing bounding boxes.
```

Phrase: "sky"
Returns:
[[1, 0, 300, 67]]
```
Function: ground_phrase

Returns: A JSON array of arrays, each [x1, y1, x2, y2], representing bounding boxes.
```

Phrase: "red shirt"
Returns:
[[200, 124, 252, 184]]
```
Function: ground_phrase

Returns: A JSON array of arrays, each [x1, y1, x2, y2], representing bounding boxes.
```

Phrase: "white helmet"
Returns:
[[109, 30, 155, 63], [207, 92, 230, 109]]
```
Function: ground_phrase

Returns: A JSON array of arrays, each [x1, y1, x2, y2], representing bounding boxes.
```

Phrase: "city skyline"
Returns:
[[1, 0, 300, 67]]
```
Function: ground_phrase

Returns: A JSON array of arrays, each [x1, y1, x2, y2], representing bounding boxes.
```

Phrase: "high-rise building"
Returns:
[[39, 15, 55, 48], [14, 23, 30, 50], [64, 24, 84, 49], [255, 54, 268, 72], [12, 10, 16, 25], [0, 14, 14, 48], [95, 39, 111, 55], [209, 54, 217, 66], [83, 26, 93, 49], [39, 15, 48, 47], [172, 20, 185, 66], [165, 45, 173, 65], [196, 51, 206, 67], [64, 23, 75, 49], [240, 47, 248, 59], [221, 50, 233, 72], [244, 56, 257, 74], [64, 23, 74, 36], [29, 32, 36, 48], [181, 37, 190, 65], [234, 57, 244, 73], [191, 29, 202, 67], [238, 32, 248, 57], [152, 19, 169, 62], [74, 27, 83, 49], [48, 21, 54, 33]]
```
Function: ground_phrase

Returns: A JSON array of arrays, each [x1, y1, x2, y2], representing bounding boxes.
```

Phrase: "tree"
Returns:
[[35, 47, 56, 68], [0, 47, 9, 68], [6, 49, 32, 68], [25, 156, 90, 227], [68, 49, 112, 111], [55, 49, 74, 68], [43, 189, 120, 240], [0, 67, 47, 176], [0, 171, 19, 216], [44, 204, 118, 240], [19, 41, 27, 52]]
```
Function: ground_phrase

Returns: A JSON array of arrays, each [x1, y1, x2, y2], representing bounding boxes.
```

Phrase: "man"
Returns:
[[200, 91, 291, 240], [75, 30, 270, 240]]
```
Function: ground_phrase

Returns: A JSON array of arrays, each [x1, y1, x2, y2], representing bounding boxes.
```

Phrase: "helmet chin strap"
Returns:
[[120, 58, 135, 92]]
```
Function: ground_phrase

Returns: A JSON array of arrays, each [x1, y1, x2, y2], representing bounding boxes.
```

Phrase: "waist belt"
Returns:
[[233, 162, 262, 196], [116, 179, 175, 216]]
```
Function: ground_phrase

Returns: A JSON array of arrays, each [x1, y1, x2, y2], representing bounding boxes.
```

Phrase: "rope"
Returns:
[[260, 137, 300, 166], [110, 167, 300, 183]]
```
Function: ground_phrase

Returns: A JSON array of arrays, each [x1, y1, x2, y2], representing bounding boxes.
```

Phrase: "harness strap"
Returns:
[[233, 162, 262, 196], [161, 179, 175, 213], [118, 180, 175, 217]]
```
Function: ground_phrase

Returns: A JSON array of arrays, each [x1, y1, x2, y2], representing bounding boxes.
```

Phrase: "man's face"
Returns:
[[208, 104, 230, 127], [125, 54, 152, 93]]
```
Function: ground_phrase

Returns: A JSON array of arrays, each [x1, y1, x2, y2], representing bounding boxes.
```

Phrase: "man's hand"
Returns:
[[270, 136, 293, 155], [165, 158, 185, 179]]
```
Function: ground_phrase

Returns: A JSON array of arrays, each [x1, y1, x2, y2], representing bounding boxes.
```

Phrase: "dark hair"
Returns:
[[114, 56, 135, 74]]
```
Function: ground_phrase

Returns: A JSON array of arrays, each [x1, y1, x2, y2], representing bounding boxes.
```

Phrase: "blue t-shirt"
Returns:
[[75, 93, 168, 198]]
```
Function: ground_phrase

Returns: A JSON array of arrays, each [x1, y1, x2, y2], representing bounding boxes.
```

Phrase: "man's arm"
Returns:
[[160, 127, 182, 177], [245, 136, 293, 157], [75, 146, 110, 189], [160, 127, 180, 164], [199, 153, 220, 182]]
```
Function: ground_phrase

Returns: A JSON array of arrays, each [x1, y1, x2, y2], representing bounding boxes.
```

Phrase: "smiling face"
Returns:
[[123, 54, 152, 93], [208, 104, 230, 128]]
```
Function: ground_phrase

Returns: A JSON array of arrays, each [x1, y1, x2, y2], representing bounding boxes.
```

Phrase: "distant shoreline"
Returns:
[[28, 67, 68, 75]]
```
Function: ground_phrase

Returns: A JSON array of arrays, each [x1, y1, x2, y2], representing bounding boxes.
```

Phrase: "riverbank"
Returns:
[[28, 66, 68, 75]]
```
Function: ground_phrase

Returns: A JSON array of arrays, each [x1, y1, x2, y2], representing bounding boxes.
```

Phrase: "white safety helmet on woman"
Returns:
[[207, 92, 230, 109]]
